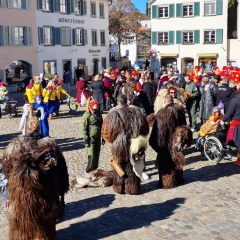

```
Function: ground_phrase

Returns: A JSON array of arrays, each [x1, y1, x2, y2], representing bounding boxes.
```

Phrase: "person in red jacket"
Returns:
[[190, 66, 202, 85]]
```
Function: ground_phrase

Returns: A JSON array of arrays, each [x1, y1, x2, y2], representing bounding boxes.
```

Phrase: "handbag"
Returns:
[[0, 176, 9, 200]]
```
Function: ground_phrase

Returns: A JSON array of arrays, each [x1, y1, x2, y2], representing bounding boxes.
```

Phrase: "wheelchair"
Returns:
[[0, 97, 18, 118], [195, 124, 237, 164]]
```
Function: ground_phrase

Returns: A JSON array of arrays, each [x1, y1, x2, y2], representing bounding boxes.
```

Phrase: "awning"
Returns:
[[159, 53, 178, 58], [196, 53, 218, 58]]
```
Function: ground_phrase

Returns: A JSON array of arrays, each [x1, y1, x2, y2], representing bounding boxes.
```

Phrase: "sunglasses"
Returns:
[[170, 92, 176, 94]]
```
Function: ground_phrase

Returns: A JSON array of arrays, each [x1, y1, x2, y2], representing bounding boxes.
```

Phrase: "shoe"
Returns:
[[191, 128, 195, 132], [142, 172, 149, 180], [48, 114, 53, 120], [234, 159, 240, 165]]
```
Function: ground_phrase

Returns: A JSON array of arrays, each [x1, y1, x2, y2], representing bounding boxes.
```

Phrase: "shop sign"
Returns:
[[89, 49, 101, 53], [58, 18, 85, 24]]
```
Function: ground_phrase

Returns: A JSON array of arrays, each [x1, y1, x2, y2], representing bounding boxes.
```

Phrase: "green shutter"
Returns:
[[151, 31, 157, 45], [176, 3, 182, 17], [216, 29, 223, 44], [176, 31, 182, 44], [194, 30, 200, 44], [169, 31, 174, 44], [169, 4, 175, 18], [216, 0, 223, 15], [194, 2, 200, 16], [0, 26, 3, 46], [152, 5, 157, 19]]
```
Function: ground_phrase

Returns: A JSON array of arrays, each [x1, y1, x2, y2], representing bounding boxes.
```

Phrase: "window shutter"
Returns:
[[169, 4, 175, 18], [152, 5, 157, 19], [61, 27, 66, 45], [67, 27, 71, 45], [84, 29, 88, 44], [72, 28, 76, 45], [27, 27, 33, 45], [83, 0, 87, 15], [194, 30, 200, 44], [38, 27, 43, 45], [216, 0, 223, 15], [38, 0, 42, 10], [216, 29, 223, 44], [0, 0, 7, 8], [53, 0, 60, 12], [7, 0, 13, 8], [81, 29, 85, 45], [24, 27, 28, 45], [22, 0, 26, 9], [70, 0, 74, 14], [151, 31, 157, 45], [194, 2, 200, 16], [26, 0, 30, 9], [0, 26, 3, 46], [176, 3, 182, 17], [54, 27, 61, 45], [4, 26, 9, 45], [169, 31, 175, 44], [176, 31, 182, 44], [9, 26, 15, 46]]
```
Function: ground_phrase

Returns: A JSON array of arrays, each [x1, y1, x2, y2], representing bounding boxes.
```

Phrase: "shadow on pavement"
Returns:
[[56, 138, 84, 152], [57, 197, 185, 240], [184, 161, 240, 184], [0, 132, 19, 149]]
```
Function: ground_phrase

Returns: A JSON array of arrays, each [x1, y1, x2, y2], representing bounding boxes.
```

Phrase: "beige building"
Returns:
[[0, 0, 38, 82]]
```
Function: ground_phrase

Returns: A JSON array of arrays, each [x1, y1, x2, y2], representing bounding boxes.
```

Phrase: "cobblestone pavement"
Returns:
[[0, 90, 240, 240]]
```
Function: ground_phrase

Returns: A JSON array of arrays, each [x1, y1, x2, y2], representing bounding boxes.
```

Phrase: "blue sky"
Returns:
[[132, 0, 147, 13]]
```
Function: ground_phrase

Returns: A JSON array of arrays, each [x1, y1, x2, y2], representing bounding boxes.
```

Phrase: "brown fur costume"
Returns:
[[149, 103, 192, 189], [102, 106, 149, 195], [1, 136, 69, 240]]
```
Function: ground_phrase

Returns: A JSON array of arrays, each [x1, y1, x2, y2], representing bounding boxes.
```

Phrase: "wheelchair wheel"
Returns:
[[203, 136, 223, 163]]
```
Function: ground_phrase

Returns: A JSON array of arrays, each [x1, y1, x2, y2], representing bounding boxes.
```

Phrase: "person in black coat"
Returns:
[[215, 77, 234, 113], [91, 74, 106, 112]]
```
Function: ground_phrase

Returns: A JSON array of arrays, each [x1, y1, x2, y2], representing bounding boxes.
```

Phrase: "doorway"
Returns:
[[63, 60, 72, 83], [161, 58, 177, 70], [181, 58, 194, 74], [93, 59, 99, 76]]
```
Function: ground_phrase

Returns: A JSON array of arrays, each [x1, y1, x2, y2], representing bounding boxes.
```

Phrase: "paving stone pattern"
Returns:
[[0, 90, 240, 240]]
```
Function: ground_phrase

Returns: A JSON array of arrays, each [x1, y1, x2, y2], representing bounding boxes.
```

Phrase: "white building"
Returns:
[[36, 0, 110, 82], [150, 0, 228, 74]]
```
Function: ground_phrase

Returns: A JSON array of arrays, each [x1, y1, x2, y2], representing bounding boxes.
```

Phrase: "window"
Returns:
[[75, 0, 82, 14], [158, 5, 168, 18], [158, 32, 168, 44], [76, 28, 84, 45], [43, 27, 53, 45], [100, 31, 105, 45], [183, 31, 193, 44], [204, 1, 216, 15], [183, 4, 193, 17], [102, 57, 106, 69], [99, 3, 104, 18], [60, 0, 67, 13], [204, 30, 215, 43], [91, 2, 96, 16], [13, 0, 22, 8], [91, 30, 97, 45], [61, 27, 71, 46], [14, 27, 24, 45], [43, 61, 57, 75], [42, 0, 50, 11], [125, 50, 129, 56]]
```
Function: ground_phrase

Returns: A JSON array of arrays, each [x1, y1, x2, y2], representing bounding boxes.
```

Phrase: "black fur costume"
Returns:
[[102, 106, 149, 194], [149, 103, 192, 189]]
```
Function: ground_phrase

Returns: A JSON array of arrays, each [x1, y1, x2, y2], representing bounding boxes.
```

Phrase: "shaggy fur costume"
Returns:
[[1, 136, 69, 240], [149, 104, 192, 189], [102, 106, 149, 194]]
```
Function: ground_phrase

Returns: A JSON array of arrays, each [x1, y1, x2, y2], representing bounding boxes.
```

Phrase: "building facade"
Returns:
[[0, 0, 38, 81], [36, 0, 110, 83], [150, 0, 228, 74]]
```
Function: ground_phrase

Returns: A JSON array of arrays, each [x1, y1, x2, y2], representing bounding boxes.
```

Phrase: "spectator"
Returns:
[[167, 86, 183, 106], [63, 71, 71, 93]]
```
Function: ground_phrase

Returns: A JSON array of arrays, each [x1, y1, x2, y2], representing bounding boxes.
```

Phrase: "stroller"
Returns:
[[0, 97, 18, 118], [66, 95, 77, 115]]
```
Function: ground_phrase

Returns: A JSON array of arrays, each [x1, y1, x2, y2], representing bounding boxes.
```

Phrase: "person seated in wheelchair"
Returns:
[[196, 107, 223, 159]]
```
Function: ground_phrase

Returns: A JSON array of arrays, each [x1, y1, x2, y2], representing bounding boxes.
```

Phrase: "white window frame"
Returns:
[[14, 27, 24, 45], [43, 27, 53, 45], [204, 1, 216, 16], [60, 0, 67, 13], [76, 28, 83, 45], [158, 32, 169, 44], [158, 5, 169, 18], [75, 0, 82, 14], [204, 29, 216, 44], [42, 0, 50, 11], [91, 1, 96, 17], [183, 31, 194, 44], [99, 3, 104, 18], [183, 3, 194, 17], [13, 0, 22, 8], [91, 29, 97, 45], [100, 30, 105, 46]]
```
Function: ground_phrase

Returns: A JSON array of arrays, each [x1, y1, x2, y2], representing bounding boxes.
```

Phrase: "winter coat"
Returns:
[[76, 80, 88, 104], [154, 88, 168, 114], [91, 80, 105, 112], [141, 82, 154, 113]]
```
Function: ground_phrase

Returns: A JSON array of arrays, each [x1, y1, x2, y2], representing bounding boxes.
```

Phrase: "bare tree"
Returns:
[[228, 0, 238, 7], [109, 0, 148, 55]]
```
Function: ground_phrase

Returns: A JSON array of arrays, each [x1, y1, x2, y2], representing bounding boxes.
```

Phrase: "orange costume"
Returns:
[[190, 66, 202, 85]]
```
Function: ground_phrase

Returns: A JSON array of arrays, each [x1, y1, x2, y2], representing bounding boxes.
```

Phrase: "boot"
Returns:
[[234, 148, 240, 165], [48, 114, 53, 120], [55, 111, 59, 116], [86, 155, 94, 173]]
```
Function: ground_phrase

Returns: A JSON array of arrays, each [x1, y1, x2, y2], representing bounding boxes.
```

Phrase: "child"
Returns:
[[82, 97, 103, 175], [19, 103, 33, 135], [35, 96, 49, 137]]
